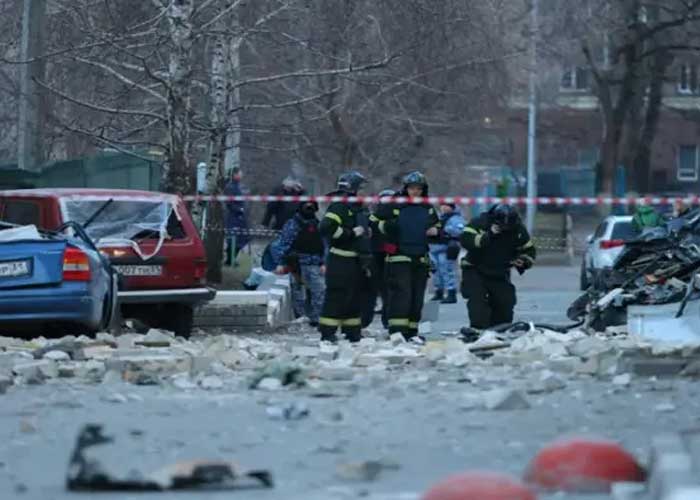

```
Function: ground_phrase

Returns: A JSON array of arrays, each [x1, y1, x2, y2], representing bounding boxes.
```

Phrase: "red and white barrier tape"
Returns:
[[183, 194, 700, 206]]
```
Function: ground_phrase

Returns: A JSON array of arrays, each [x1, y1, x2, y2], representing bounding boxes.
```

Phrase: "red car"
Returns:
[[0, 189, 215, 337]]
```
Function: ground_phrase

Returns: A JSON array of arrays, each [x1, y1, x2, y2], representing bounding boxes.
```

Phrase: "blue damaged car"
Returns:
[[0, 221, 118, 336]]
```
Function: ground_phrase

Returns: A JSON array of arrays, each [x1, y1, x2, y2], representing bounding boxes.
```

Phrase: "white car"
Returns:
[[580, 215, 636, 290]]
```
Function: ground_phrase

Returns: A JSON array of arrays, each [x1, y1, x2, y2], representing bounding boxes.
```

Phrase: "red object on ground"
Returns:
[[523, 438, 646, 493], [423, 471, 537, 500]]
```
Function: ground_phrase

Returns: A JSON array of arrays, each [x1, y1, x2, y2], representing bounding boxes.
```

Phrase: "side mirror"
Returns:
[[586, 234, 594, 244]]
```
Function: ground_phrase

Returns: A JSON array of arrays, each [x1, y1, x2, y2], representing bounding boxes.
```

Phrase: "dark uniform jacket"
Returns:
[[460, 212, 536, 278], [373, 190, 440, 259], [319, 191, 368, 255]]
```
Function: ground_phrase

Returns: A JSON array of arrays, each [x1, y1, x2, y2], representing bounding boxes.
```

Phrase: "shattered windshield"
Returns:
[[60, 197, 175, 259]]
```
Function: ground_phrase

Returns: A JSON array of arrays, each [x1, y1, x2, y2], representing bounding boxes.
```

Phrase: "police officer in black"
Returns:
[[374, 172, 440, 341], [460, 203, 536, 331], [318, 171, 370, 343]]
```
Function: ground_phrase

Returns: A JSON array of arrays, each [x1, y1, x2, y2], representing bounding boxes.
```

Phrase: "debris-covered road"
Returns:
[[0, 266, 698, 500]]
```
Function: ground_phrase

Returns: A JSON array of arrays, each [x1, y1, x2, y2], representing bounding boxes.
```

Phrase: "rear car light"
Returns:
[[99, 247, 128, 258], [600, 239, 625, 249], [63, 247, 91, 281], [194, 258, 207, 284]]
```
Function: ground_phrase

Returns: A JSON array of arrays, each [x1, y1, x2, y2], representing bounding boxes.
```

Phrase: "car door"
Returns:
[[589, 220, 609, 270]]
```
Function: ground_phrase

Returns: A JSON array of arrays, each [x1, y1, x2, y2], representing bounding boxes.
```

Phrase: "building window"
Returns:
[[678, 64, 699, 95], [678, 145, 699, 182], [561, 66, 590, 91]]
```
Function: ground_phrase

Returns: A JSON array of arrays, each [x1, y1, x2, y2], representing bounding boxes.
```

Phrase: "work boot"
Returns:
[[430, 289, 444, 301], [459, 326, 481, 343], [344, 329, 363, 343], [441, 289, 457, 304]]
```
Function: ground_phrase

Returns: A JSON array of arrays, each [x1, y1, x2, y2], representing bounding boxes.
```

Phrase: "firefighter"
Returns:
[[270, 201, 326, 327], [460, 203, 536, 331], [363, 188, 396, 328], [318, 171, 370, 343], [375, 171, 440, 341]]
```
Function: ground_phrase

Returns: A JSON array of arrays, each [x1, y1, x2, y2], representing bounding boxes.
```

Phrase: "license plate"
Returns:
[[0, 259, 31, 279], [114, 265, 163, 277]]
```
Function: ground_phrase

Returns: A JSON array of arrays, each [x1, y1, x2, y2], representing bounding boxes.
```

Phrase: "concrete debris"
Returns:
[[483, 389, 531, 411], [75, 360, 106, 383], [613, 373, 632, 386], [527, 370, 567, 394], [336, 459, 401, 482], [101, 393, 128, 404], [256, 377, 283, 392], [291, 346, 320, 358], [390, 333, 405, 346], [171, 374, 197, 391], [654, 402, 676, 413], [142, 328, 175, 342], [13, 360, 57, 383], [43, 350, 71, 362], [250, 362, 306, 389], [199, 376, 224, 390], [265, 402, 309, 420]]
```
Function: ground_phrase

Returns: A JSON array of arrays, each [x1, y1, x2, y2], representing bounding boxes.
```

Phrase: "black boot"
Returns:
[[460, 326, 481, 343], [430, 289, 444, 301], [441, 289, 457, 304]]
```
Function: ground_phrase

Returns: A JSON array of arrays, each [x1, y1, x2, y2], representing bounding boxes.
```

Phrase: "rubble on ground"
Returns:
[[0, 316, 698, 400]]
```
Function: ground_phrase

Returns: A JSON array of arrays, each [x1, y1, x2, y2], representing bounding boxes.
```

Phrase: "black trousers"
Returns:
[[319, 253, 363, 342], [461, 267, 516, 329], [361, 253, 388, 328], [386, 257, 429, 339]]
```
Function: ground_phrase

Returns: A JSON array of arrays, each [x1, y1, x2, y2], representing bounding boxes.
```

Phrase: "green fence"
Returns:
[[0, 153, 163, 191]]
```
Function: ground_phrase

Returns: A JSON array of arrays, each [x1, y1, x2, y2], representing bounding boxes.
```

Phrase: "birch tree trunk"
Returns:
[[204, 30, 228, 283], [162, 0, 194, 195]]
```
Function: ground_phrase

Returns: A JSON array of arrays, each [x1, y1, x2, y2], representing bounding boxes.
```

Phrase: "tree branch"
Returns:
[[33, 78, 166, 121]]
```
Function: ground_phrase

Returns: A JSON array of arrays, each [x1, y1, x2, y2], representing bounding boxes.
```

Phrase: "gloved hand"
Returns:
[[353, 226, 365, 237], [512, 256, 533, 273]]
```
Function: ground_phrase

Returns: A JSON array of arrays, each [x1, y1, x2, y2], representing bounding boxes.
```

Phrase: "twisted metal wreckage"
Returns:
[[568, 210, 700, 332]]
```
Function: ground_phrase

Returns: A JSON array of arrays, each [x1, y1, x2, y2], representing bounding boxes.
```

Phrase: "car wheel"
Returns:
[[159, 304, 194, 339]]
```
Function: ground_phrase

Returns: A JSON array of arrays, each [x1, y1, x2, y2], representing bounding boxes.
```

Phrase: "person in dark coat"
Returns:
[[270, 201, 326, 326], [363, 188, 396, 328], [224, 167, 250, 265], [318, 171, 370, 343], [460, 203, 536, 331], [262, 176, 306, 231], [374, 171, 440, 342]]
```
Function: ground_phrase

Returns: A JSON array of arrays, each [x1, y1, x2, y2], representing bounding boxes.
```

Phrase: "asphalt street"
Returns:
[[0, 265, 697, 500]]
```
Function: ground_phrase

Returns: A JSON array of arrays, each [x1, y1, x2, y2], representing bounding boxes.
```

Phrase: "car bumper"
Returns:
[[0, 285, 98, 325], [118, 287, 216, 305]]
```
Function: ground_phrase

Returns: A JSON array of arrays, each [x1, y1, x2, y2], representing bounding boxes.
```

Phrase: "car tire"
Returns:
[[580, 259, 590, 291], [159, 304, 194, 339]]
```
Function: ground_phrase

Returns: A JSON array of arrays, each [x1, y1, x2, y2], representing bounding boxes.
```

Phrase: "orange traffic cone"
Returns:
[[423, 471, 537, 500], [524, 437, 646, 493]]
